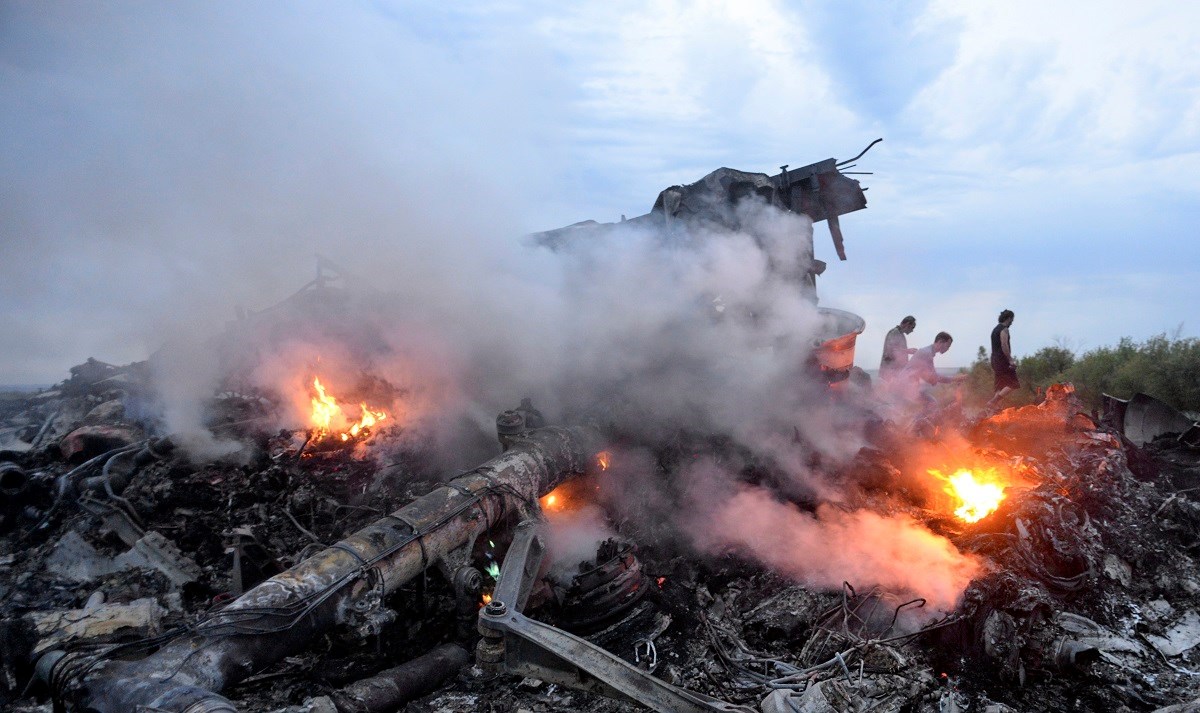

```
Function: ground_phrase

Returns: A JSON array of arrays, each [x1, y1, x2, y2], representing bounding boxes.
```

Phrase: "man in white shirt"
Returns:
[[904, 332, 967, 418]]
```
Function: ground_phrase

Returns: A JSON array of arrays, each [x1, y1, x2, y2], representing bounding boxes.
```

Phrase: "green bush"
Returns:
[[958, 334, 1200, 413], [1066, 335, 1200, 413]]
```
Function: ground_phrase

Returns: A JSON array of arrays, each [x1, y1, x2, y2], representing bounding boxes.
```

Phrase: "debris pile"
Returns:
[[3, 354, 1200, 712]]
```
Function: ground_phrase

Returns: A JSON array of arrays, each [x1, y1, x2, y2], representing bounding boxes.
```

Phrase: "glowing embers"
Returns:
[[929, 467, 1007, 523], [537, 452, 611, 513], [538, 485, 579, 513], [308, 377, 388, 444]]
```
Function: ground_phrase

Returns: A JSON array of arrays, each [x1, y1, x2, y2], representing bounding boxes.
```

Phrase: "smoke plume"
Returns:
[[686, 465, 980, 612], [2, 4, 982, 608]]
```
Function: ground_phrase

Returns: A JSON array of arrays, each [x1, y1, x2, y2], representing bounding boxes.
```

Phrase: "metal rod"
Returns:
[[836, 138, 882, 167]]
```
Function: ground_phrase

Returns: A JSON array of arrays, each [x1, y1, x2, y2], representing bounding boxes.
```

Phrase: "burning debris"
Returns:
[[3, 153, 1200, 713], [308, 377, 389, 445]]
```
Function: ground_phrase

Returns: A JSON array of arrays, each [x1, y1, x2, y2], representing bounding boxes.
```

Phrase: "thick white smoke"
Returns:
[[140, 189, 983, 607], [3, 4, 981, 609]]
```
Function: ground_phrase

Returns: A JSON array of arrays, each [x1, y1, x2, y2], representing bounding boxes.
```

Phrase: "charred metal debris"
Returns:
[[4, 151, 1200, 712], [6, 357, 1200, 712]]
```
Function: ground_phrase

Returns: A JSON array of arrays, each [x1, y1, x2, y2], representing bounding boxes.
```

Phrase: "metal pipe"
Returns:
[[79, 437, 174, 494], [0, 463, 28, 497], [53, 425, 603, 713], [330, 643, 470, 712]]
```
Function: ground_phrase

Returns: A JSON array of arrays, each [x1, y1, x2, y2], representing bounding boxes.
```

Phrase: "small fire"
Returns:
[[539, 491, 562, 511], [481, 593, 492, 605], [310, 377, 339, 433], [309, 377, 388, 443], [596, 451, 611, 471], [930, 467, 1006, 523]]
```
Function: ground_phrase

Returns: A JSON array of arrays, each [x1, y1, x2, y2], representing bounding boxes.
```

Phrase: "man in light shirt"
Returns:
[[904, 331, 968, 419]]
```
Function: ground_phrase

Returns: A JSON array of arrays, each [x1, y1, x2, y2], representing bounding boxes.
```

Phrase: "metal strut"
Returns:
[[477, 520, 755, 713]]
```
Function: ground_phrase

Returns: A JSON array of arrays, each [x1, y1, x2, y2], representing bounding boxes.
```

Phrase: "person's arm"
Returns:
[[914, 356, 940, 384], [1000, 329, 1014, 367]]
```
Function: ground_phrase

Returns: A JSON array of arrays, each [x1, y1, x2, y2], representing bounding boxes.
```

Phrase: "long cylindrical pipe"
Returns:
[[331, 643, 470, 712], [59, 425, 602, 713]]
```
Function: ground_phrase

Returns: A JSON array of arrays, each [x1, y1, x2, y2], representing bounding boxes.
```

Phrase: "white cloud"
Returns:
[[912, 1, 1200, 163], [530, 0, 865, 207]]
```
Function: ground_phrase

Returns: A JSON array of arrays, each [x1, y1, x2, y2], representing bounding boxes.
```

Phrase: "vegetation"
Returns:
[[960, 333, 1200, 414]]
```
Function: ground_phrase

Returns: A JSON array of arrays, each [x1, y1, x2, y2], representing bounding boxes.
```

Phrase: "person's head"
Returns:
[[998, 309, 1014, 326], [900, 315, 916, 334], [933, 331, 953, 354]]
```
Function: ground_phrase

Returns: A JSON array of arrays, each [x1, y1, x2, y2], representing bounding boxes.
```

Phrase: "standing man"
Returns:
[[879, 315, 917, 381], [985, 310, 1019, 411]]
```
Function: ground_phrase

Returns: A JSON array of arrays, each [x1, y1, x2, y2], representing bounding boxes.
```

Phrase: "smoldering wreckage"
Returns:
[[4, 143, 1200, 713]]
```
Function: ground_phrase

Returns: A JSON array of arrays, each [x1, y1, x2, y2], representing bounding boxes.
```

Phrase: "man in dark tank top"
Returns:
[[985, 309, 1019, 411]]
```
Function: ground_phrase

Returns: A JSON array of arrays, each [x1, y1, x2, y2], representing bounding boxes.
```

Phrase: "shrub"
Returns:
[[1066, 335, 1200, 413], [958, 334, 1200, 414]]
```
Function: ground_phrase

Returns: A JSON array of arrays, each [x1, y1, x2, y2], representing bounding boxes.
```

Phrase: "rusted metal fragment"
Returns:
[[59, 425, 141, 463]]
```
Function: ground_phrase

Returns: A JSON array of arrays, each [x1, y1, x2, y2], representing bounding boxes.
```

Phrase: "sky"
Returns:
[[2, 0, 1199, 384]]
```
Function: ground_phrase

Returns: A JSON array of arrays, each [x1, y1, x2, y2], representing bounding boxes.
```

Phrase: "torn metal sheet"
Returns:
[[45, 531, 118, 583], [1146, 611, 1200, 657], [1124, 393, 1196, 446], [44, 529, 200, 589], [113, 532, 202, 588]]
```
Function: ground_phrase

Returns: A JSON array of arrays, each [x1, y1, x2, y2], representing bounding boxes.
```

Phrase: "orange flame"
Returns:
[[930, 467, 1006, 523], [309, 377, 388, 443], [311, 377, 339, 433], [596, 451, 611, 471], [539, 491, 562, 511]]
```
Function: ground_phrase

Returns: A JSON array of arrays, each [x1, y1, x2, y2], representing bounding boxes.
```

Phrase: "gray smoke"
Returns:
[[1, 4, 981, 608]]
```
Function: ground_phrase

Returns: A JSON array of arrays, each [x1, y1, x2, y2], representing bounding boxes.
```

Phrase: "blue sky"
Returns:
[[2, 0, 1198, 383]]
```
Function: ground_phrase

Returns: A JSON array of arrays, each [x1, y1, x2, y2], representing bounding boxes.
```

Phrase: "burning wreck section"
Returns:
[[4, 147, 1200, 712]]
